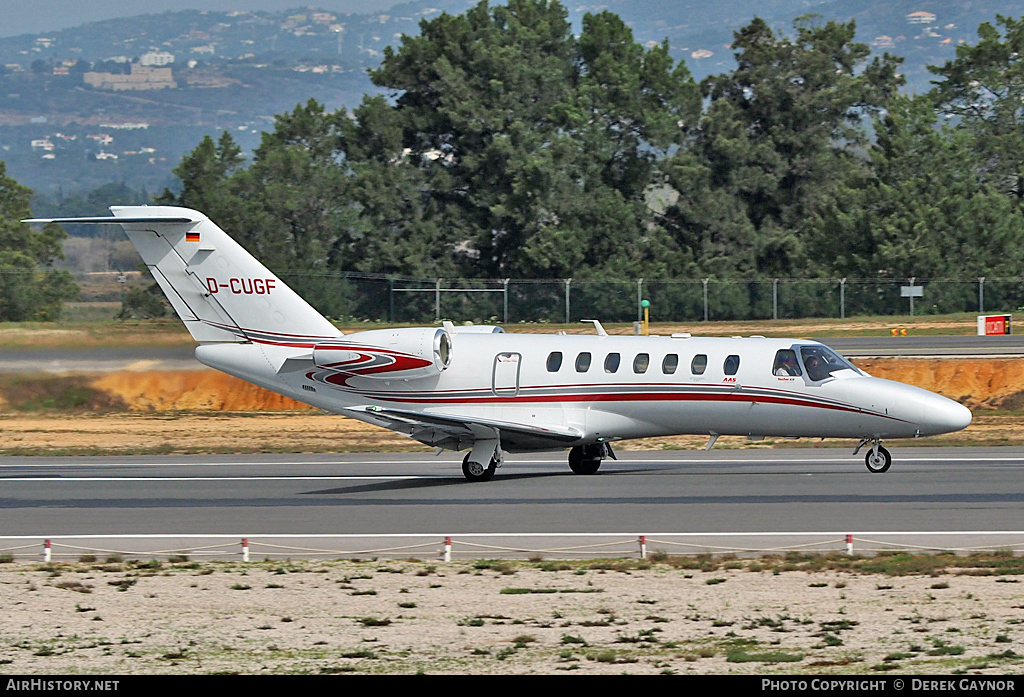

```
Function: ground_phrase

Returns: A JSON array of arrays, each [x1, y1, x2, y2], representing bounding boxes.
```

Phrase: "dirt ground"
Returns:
[[0, 411, 422, 455], [1, 557, 1022, 675]]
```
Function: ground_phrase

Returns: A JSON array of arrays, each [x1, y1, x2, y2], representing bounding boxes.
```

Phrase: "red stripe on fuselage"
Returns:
[[347, 388, 906, 423]]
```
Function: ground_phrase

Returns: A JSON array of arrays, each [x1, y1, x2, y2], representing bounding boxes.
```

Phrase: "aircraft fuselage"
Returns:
[[196, 332, 972, 451]]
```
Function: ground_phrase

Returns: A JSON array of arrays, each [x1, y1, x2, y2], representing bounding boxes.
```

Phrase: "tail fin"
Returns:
[[27, 206, 341, 346]]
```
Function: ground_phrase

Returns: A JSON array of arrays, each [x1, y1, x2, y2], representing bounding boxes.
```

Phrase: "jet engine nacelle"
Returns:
[[312, 327, 452, 380]]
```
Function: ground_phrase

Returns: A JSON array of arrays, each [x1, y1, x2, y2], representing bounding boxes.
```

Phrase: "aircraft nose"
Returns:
[[922, 396, 972, 435]]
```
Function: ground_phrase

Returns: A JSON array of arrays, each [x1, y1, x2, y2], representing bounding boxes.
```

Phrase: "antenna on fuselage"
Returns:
[[580, 319, 608, 336]]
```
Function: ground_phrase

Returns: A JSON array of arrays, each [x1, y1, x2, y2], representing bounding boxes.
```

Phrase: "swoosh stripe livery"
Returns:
[[303, 370, 910, 425]]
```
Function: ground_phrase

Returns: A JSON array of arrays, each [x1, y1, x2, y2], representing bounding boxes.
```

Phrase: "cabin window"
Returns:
[[604, 353, 621, 373], [575, 352, 592, 372], [691, 354, 707, 375], [633, 353, 650, 373], [724, 355, 740, 375], [662, 354, 679, 374], [772, 349, 801, 376], [546, 351, 563, 372]]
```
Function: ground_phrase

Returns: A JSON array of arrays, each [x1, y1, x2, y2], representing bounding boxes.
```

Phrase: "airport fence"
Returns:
[[275, 273, 1024, 324], [1, 532, 1022, 562]]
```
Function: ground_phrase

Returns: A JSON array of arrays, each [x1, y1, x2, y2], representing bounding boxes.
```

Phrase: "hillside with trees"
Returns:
[[4, 1, 1023, 323], [0, 162, 78, 320], [148, 1, 1024, 322], [1, 0, 1020, 198]]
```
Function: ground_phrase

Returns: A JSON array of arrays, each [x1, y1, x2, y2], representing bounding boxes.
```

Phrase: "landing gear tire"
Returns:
[[568, 445, 602, 475], [865, 445, 892, 473], [462, 453, 497, 482]]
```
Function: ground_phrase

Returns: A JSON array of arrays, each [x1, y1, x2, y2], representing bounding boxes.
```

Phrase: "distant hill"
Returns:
[[1, 0, 1021, 198]]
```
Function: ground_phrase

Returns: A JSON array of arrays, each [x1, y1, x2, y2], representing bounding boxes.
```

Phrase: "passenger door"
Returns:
[[492, 352, 521, 397]]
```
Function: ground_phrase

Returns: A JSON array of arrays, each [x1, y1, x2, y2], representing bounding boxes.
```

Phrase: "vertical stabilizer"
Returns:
[[28, 206, 342, 345]]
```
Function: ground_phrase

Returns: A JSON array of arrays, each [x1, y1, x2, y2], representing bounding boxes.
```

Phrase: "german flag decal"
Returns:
[[186, 231, 200, 242]]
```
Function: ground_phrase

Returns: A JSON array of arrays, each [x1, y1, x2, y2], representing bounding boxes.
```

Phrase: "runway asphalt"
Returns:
[[1, 448, 1022, 559], [819, 334, 1024, 357]]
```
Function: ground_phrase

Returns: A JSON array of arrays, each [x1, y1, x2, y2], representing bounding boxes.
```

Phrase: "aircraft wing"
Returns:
[[344, 406, 582, 452]]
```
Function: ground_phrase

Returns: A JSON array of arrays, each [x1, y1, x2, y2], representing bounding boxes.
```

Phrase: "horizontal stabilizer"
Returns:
[[24, 216, 196, 225]]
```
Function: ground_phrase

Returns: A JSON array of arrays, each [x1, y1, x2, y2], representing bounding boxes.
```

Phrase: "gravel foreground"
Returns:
[[1, 557, 1022, 675]]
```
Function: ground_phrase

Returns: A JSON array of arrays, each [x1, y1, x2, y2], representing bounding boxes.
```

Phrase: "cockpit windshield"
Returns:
[[799, 345, 862, 382]]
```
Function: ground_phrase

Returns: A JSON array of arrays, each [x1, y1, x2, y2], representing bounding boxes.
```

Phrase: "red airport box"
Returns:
[[977, 314, 1012, 335]]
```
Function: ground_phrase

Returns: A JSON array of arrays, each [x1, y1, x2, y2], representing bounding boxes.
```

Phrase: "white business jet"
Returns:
[[26, 207, 973, 481]]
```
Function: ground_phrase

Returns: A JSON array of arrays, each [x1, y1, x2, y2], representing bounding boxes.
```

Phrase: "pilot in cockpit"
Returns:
[[773, 350, 801, 377]]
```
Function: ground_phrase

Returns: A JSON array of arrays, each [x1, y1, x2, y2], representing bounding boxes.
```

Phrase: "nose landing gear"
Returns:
[[854, 438, 891, 473]]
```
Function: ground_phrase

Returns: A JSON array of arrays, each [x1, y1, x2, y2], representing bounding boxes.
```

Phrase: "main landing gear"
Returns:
[[854, 438, 891, 473], [461, 442, 617, 481], [462, 452, 499, 482], [568, 443, 616, 475]]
